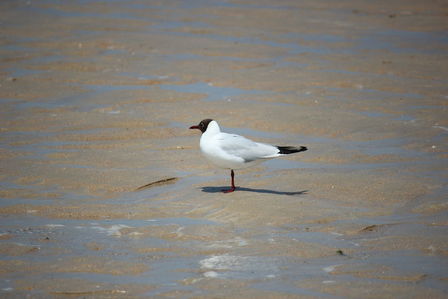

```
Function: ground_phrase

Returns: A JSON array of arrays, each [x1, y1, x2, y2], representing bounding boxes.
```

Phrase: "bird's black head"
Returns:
[[189, 119, 213, 133]]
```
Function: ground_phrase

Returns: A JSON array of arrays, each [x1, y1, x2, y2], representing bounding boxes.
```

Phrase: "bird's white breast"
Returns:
[[200, 133, 245, 169]]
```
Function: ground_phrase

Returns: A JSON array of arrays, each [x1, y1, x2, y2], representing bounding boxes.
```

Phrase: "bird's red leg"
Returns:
[[223, 169, 236, 193]]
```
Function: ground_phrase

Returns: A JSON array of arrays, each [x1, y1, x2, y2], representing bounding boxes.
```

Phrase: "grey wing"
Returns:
[[217, 133, 279, 162]]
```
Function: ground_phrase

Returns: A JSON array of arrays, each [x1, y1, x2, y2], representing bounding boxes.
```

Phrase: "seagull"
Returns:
[[189, 119, 308, 193]]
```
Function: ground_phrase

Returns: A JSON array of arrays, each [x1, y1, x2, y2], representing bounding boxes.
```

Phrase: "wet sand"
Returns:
[[1, 0, 447, 297]]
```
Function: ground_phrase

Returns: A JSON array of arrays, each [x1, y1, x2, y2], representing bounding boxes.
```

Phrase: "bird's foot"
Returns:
[[222, 187, 236, 193]]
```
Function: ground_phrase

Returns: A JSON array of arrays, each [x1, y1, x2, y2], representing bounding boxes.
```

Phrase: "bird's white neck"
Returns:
[[203, 120, 221, 136]]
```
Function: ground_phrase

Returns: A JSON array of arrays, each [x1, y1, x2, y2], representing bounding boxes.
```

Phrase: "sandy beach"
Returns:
[[1, 0, 447, 297]]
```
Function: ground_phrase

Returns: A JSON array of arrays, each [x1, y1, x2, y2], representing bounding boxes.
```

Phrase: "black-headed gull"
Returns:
[[190, 119, 308, 193]]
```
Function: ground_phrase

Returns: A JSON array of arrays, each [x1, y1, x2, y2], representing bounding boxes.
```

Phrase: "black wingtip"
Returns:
[[277, 146, 308, 154]]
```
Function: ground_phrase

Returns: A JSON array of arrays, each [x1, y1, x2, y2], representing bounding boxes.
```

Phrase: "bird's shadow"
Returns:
[[201, 186, 308, 196]]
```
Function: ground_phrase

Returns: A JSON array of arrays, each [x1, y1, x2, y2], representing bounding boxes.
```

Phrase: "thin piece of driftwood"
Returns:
[[135, 177, 178, 191]]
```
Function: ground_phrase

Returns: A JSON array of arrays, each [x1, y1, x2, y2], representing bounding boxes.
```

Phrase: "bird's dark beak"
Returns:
[[189, 125, 200, 130]]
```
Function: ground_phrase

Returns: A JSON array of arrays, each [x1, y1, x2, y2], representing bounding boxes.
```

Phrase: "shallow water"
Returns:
[[1, 0, 447, 297]]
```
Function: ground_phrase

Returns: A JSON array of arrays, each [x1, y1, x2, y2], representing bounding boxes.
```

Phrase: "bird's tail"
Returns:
[[277, 146, 308, 154]]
